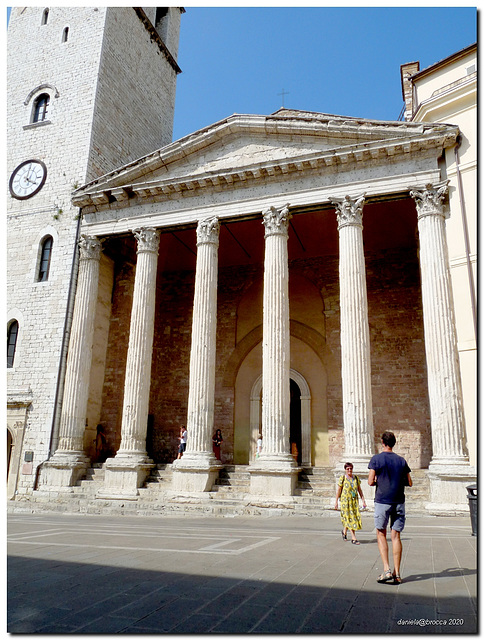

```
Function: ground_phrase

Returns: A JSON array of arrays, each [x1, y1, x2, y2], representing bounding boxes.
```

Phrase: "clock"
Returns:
[[9, 160, 47, 200]]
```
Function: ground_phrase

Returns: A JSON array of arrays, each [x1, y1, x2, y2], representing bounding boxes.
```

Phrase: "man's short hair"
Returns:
[[381, 431, 396, 448]]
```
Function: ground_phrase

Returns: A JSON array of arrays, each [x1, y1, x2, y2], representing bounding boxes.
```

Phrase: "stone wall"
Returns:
[[7, 7, 109, 493], [87, 7, 180, 181], [7, 7, 181, 494]]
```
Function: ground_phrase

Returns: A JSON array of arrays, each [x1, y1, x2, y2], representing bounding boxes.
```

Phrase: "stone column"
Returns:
[[331, 194, 374, 469], [172, 217, 222, 493], [100, 228, 160, 499], [42, 235, 102, 489], [410, 182, 474, 512], [250, 204, 298, 498]]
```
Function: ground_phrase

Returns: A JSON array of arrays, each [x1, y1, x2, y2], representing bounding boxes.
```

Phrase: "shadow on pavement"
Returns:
[[8, 554, 477, 634], [402, 566, 477, 584]]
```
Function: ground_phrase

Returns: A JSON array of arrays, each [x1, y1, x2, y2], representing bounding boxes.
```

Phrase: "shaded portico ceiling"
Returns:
[[102, 197, 417, 273]]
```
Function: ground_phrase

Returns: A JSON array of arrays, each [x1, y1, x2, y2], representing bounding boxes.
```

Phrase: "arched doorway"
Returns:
[[290, 379, 302, 464], [250, 369, 311, 466]]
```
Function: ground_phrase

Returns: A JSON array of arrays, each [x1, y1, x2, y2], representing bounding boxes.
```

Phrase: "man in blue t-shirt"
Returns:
[[368, 431, 412, 585]]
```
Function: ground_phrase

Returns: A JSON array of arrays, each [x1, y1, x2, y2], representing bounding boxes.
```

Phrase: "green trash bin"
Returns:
[[466, 484, 477, 536]]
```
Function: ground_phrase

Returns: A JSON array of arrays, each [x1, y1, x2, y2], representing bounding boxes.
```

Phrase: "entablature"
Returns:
[[80, 167, 442, 239], [73, 126, 458, 213]]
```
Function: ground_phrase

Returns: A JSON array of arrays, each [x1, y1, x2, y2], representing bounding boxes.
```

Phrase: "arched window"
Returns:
[[38, 236, 53, 282], [7, 321, 19, 368], [41, 8, 49, 25], [33, 93, 50, 123], [62, 26, 69, 43]]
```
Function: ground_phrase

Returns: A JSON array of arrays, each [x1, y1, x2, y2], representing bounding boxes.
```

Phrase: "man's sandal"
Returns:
[[377, 569, 393, 583]]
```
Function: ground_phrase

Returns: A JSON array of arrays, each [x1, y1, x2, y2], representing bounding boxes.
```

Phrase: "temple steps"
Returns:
[[7, 464, 437, 517]]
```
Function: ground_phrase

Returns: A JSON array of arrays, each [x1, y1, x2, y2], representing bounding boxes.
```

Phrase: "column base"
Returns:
[[171, 452, 223, 492], [97, 454, 154, 500], [40, 452, 90, 490], [249, 456, 299, 496], [425, 463, 476, 515]]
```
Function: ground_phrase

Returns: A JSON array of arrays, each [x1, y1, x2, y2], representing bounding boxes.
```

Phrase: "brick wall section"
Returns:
[[149, 268, 195, 460], [214, 264, 263, 462], [98, 261, 135, 456], [98, 246, 430, 468], [367, 248, 431, 468]]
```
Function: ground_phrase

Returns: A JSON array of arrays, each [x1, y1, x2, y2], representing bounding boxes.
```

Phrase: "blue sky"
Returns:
[[6, 6, 477, 143], [172, 7, 476, 141]]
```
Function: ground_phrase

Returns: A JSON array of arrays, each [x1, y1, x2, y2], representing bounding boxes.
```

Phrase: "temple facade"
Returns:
[[7, 7, 476, 515], [49, 108, 476, 512]]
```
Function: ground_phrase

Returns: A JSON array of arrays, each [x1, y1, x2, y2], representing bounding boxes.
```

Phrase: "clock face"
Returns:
[[9, 160, 47, 200]]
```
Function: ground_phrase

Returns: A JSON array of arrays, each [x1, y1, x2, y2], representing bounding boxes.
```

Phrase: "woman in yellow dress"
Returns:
[[334, 462, 367, 544]]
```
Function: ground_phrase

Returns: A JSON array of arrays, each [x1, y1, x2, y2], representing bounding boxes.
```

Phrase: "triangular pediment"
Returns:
[[73, 109, 458, 207]]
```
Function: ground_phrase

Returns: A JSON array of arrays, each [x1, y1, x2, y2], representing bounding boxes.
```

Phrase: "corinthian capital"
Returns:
[[132, 227, 160, 253], [409, 181, 449, 220], [331, 194, 366, 230], [262, 204, 291, 237], [196, 216, 220, 245], [79, 234, 102, 261]]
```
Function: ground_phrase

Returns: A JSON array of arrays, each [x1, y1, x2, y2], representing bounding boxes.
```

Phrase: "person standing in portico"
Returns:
[[177, 427, 188, 459], [368, 431, 412, 584]]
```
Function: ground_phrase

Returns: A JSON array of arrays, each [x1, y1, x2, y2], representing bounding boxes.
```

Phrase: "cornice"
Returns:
[[133, 8, 182, 74], [7, 388, 33, 407], [411, 43, 477, 82], [73, 113, 450, 196], [73, 124, 458, 211], [413, 76, 476, 122]]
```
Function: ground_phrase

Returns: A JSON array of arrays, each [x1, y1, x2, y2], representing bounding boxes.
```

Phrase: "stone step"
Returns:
[[214, 478, 250, 488], [217, 471, 250, 481], [294, 488, 335, 498], [300, 468, 336, 477], [8, 465, 437, 518], [209, 490, 248, 501]]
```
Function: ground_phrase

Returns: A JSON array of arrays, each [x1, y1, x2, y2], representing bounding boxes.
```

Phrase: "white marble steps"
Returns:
[[7, 464, 431, 517]]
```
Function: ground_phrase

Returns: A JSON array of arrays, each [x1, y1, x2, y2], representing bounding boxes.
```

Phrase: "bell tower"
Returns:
[[6, 7, 183, 498]]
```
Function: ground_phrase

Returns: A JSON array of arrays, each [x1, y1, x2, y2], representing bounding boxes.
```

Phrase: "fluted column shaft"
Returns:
[[260, 205, 294, 465], [117, 228, 160, 458], [410, 183, 468, 464], [57, 235, 102, 453], [332, 194, 374, 462], [183, 217, 220, 463]]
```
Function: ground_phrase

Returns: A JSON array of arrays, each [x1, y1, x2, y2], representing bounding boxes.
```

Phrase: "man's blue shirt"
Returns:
[[368, 451, 411, 504]]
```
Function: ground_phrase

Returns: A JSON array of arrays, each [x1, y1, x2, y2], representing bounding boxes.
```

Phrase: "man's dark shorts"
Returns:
[[374, 502, 406, 532]]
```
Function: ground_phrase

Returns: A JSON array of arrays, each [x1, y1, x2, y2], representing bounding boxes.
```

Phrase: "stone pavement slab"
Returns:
[[7, 512, 477, 634]]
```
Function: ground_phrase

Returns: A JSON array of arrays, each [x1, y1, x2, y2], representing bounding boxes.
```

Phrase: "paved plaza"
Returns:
[[7, 511, 477, 634]]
